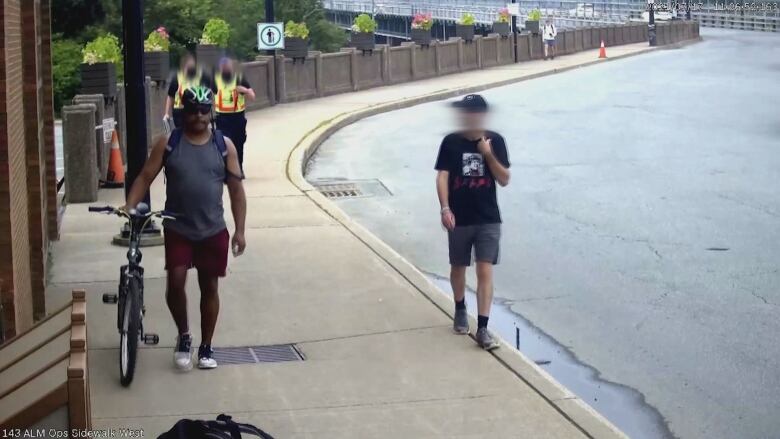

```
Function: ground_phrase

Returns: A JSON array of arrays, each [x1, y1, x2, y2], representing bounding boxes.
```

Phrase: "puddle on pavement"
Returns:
[[426, 273, 676, 439]]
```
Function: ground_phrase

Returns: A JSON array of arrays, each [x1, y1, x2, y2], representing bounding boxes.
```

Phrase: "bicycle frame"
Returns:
[[90, 203, 172, 386]]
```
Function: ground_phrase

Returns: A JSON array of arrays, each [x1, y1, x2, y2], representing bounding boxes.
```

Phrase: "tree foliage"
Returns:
[[52, 38, 83, 113]]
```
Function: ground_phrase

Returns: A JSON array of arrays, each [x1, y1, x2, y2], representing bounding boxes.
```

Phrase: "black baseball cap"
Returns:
[[452, 94, 489, 113]]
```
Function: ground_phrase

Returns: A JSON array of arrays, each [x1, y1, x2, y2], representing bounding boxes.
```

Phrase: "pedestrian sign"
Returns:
[[257, 22, 284, 50]]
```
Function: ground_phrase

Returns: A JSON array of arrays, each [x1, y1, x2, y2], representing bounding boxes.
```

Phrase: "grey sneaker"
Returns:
[[453, 308, 469, 334], [476, 327, 500, 351]]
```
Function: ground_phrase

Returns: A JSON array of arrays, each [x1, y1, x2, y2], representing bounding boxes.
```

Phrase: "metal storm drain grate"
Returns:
[[311, 179, 392, 199], [316, 182, 363, 198], [212, 344, 304, 365]]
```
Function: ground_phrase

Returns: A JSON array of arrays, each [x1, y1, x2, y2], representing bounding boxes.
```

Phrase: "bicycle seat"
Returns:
[[133, 202, 151, 216]]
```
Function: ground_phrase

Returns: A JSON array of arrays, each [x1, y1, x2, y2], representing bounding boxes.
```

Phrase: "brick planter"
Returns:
[[493, 22, 511, 37], [351, 32, 376, 52], [525, 20, 540, 35], [411, 28, 433, 47], [196, 44, 224, 70], [455, 24, 475, 42], [80, 62, 116, 98], [283, 37, 309, 59], [143, 51, 170, 83]]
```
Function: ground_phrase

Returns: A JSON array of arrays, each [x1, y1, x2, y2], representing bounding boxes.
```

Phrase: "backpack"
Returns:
[[164, 128, 243, 181], [157, 414, 275, 439], [164, 127, 228, 166]]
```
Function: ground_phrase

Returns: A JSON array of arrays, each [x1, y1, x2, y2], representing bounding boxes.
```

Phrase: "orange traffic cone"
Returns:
[[598, 40, 608, 59], [104, 129, 125, 188]]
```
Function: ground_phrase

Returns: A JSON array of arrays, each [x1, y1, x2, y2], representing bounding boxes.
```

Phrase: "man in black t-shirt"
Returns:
[[435, 94, 511, 350]]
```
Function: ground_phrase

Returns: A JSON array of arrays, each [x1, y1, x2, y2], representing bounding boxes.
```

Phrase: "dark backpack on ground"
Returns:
[[157, 414, 275, 439]]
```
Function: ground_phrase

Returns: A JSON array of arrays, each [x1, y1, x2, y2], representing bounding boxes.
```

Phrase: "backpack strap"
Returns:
[[212, 128, 245, 181], [212, 128, 229, 160], [163, 128, 184, 166]]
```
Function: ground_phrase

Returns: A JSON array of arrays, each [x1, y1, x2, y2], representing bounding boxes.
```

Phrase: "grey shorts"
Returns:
[[447, 223, 501, 266]]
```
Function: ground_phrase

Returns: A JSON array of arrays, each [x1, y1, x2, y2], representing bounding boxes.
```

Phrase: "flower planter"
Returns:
[[493, 22, 511, 37], [196, 44, 224, 70], [525, 20, 540, 35], [143, 51, 170, 82], [283, 37, 309, 60], [351, 32, 375, 52], [411, 28, 432, 47], [80, 62, 116, 98], [455, 24, 475, 42]]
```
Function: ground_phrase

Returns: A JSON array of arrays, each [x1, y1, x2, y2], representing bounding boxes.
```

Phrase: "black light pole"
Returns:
[[265, 0, 275, 56], [122, 0, 150, 206], [686, 0, 691, 20], [511, 0, 518, 62], [648, 0, 657, 46]]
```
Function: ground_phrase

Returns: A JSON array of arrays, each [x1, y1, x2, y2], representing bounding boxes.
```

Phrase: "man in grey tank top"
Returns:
[[125, 86, 247, 371]]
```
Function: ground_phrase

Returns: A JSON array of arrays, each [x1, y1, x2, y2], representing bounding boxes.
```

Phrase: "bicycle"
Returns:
[[89, 202, 175, 386]]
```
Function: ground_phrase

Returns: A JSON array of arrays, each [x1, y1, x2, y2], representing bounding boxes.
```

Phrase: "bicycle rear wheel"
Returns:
[[119, 277, 141, 386]]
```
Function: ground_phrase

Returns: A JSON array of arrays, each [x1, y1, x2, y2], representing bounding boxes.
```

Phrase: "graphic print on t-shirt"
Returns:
[[462, 153, 485, 177]]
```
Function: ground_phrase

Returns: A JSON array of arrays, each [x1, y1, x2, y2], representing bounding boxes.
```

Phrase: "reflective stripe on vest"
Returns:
[[174, 70, 203, 109], [215, 75, 245, 113]]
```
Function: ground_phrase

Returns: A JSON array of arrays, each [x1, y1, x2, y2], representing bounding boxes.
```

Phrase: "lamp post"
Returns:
[[648, 0, 657, 46], [511, 0, 519, 62], [265, 0, 275, 56], [122, 0, 150, 207]]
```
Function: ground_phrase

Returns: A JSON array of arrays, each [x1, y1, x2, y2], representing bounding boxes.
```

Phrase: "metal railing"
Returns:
[[324, 0, 780, 31], [323, 0, 643, 23]]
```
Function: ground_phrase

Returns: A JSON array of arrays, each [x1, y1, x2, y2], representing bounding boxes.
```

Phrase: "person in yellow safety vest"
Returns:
[[165, 54, 213, 129], [214, 58, 255, 170]]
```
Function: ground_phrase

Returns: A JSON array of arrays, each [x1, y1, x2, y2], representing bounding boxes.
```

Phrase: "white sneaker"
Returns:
[[197, 345, 218, 370], [173, 334, 193, 371]]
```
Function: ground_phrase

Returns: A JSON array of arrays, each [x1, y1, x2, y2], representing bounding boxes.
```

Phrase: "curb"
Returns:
[[283, 44, 690, 438]]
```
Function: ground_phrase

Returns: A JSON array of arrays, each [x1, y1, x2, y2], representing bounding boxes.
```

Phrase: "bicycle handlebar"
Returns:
[[88, 206, 115, 213], [87, 205, 177, 220]]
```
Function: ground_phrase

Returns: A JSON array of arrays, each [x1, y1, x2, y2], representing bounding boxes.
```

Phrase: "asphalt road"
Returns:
[[307, 29, 780, 439]]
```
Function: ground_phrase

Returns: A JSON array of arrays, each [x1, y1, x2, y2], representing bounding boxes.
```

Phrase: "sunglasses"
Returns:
[[184, 104, 212, 115]]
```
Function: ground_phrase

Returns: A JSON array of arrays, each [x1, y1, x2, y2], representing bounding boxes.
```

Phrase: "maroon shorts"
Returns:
[[164, 228, 229, 277]]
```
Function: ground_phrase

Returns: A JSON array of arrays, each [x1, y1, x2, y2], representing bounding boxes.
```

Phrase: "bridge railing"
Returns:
[[323, 0, 642, 26], [693, 10, 779, 31]]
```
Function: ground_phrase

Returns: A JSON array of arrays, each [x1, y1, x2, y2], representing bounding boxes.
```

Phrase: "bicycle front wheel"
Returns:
[[119, 277, 141, 386]]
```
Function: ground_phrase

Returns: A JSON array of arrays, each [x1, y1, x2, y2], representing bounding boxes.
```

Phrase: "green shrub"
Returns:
[[308, 19, 347, 53], [53, 38, 82, 113], [82, 33, 122, 65], [458, 13, 476, 26], [144, 26, 170, 52], [284, 21, 310, 39], [528, 9, 542, 21], [351, 13, 377, 33], [201, 18, 230, 47]]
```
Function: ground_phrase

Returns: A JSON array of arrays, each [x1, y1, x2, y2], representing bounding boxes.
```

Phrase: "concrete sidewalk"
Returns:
[[46, 43, 658, 438]]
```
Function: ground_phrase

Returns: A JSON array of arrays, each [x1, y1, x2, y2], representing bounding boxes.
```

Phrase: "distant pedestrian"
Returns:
[[543, 19, 557, 60], [165, 54, 213, 129], [435, 94, 511, 350], [214, 58, 255, 171]]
